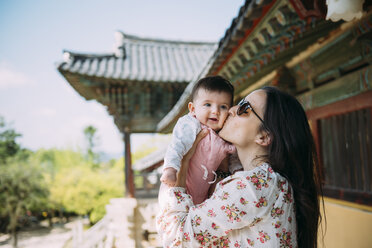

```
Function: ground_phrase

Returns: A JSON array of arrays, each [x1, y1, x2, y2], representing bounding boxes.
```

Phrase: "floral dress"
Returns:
[[156, 163, 297, 248]]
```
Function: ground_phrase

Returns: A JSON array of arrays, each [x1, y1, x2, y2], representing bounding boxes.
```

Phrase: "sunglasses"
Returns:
[[237, 99, 265, 125]]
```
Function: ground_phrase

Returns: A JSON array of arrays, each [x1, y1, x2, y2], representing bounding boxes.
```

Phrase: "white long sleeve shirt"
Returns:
[[163, 114, 201, 171]]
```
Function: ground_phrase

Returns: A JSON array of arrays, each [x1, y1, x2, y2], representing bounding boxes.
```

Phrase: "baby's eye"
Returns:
[[204, 103, 211, 107], [220, 105, 228, 110]]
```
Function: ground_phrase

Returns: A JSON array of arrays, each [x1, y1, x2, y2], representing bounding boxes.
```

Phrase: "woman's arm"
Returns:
[[157, 172, 276, 247]]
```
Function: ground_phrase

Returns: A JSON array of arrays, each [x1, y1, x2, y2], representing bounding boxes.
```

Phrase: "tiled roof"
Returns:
[[58, 31, 217, 83]]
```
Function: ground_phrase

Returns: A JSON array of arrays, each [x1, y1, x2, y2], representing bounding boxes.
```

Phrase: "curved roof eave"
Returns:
[[58, 33, 217, 84], [156, 0, 274, 132]]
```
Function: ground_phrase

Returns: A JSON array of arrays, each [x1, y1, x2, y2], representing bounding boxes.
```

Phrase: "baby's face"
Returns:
[[188, 88, 232, 131]]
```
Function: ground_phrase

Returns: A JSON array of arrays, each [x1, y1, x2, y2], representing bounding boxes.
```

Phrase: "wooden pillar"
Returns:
[[123, 131, 135, 198]]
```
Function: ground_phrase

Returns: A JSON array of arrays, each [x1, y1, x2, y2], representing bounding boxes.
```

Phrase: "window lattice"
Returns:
[[319, 107, 372, 204]]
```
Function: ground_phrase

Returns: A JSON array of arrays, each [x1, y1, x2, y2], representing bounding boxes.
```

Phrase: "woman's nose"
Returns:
[[228, 105, 238, 116]]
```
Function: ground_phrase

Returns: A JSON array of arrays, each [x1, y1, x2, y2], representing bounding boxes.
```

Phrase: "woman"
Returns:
[[156, 86, 323, 248]]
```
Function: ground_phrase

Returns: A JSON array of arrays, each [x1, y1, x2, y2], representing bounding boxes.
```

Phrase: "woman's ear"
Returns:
[[188, 102, 195, 114], [255, 130, 272, 146]]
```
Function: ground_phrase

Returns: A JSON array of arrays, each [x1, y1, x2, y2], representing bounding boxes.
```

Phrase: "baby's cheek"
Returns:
[[220, 112, 229, 122]]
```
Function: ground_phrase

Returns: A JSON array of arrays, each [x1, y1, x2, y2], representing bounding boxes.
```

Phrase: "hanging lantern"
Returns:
[[326, 0, 365, 22]]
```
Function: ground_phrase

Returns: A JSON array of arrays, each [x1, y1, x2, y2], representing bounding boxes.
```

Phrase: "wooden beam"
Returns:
[[306, 90, 372, 121], [238, 70, 277, 98], [213, 0, 278, 75], [285, 17, 363, 69], [298, 65, 372, 111], [124, 131, 135, 198]]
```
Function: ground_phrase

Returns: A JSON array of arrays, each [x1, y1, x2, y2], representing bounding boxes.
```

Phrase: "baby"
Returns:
[[161, 76, 241, 204]]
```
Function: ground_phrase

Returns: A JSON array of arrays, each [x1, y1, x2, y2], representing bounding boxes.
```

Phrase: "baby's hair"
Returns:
[[191, 76, 234, 106]]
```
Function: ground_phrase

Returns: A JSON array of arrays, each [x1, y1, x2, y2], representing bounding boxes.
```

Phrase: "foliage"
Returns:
[[83, 125, 100, 165], [0, 117, 169, 232], [0, 156, 49, 212], [0, 155, 49, 247], [49, 165, 123, 224], [27, 147, 123, 224], [37, 149, 91, 212], [0, 117, 21, 165]]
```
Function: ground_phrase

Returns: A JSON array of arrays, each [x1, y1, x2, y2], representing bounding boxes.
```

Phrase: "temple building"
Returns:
[[59, 0, 372, 247], [156, 0, 372, 247], [58, 31, 216, 197]]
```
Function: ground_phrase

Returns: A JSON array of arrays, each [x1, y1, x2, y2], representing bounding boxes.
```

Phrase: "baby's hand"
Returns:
[[160, 167, 177, 187]]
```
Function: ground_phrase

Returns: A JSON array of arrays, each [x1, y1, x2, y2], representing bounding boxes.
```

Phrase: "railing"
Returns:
[[69, 191, 161, 247], [72, 217, 113, 248], [70, 198, 138, 248]]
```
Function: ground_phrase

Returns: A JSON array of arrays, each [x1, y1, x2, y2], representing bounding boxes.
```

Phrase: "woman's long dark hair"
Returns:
[[261, 86, 323, 248]]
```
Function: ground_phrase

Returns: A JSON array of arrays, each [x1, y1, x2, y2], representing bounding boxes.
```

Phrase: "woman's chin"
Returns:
[[219, 128, 229, 142]]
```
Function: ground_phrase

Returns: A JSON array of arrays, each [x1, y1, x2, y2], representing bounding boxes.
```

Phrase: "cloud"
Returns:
[[33, 107, 57, 117], [0, 62, 34, 89]]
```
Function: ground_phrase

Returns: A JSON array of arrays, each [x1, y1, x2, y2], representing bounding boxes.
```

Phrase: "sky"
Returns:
[[0, 0, 244, 158]]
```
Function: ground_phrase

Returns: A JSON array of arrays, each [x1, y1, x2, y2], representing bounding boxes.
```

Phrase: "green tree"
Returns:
[[83, 125, 100, 165], [0, 116, 21, 164], [0, 155, 49, 248], [50, 165, 123, 224], [29, 148, 89, 224], [34, 147, 123, 224]]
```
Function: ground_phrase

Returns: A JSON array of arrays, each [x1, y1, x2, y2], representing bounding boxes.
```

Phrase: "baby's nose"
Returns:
[[212, 106, 219, 114]]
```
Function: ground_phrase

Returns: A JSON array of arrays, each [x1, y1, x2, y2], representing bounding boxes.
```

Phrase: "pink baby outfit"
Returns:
[[186, 125, 236, 204], [163, 113, 236, 204]]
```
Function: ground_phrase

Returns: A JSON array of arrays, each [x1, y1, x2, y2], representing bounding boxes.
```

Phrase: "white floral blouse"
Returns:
[[156, 163, 297, 248]]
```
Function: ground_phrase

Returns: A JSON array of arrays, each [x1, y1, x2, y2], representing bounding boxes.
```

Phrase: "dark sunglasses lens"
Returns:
[[237, 102, 248, 115]]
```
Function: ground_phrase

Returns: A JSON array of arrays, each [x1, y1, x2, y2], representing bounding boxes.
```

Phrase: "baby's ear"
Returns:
[[188, 102, 195, 113]]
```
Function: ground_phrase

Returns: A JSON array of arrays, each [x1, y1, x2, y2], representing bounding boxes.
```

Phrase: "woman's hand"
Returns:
[[174, 129, 209, 188]]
